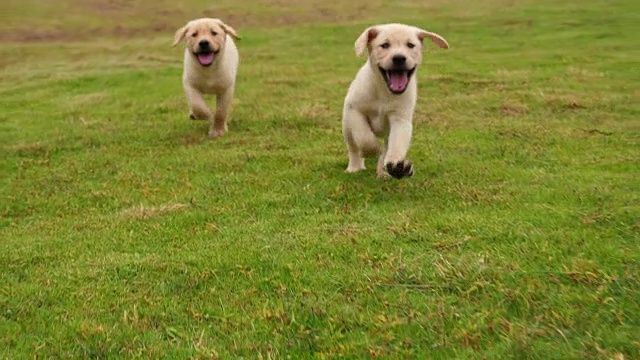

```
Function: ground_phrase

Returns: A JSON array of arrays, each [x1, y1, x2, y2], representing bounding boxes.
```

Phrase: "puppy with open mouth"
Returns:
[[172, 18, 241, 138], [342, 23, 449, 179]]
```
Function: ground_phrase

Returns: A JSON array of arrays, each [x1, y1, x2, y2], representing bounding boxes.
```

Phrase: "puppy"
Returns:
[[172, 18, 241, 137], [342, 23, 449, 178]]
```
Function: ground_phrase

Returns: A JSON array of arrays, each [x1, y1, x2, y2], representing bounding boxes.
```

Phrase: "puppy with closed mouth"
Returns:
[[342, 23, 449, 179], [172, 18, 241, 137]]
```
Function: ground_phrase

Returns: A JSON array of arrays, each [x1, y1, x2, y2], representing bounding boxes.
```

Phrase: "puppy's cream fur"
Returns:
[[342, 23, 448, 178], [173, 18, 240, 137]]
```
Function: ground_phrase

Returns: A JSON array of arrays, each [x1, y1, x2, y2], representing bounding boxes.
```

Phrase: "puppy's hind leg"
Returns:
[[185, 86, 212, 121], [343, 109, 381, 173], [345, 134, 365, 173], [209, 88, 234, 138]]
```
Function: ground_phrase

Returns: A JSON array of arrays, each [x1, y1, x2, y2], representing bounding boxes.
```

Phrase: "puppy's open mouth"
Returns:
[[194, 50, 219, 66], [379, 67, 415, 94]]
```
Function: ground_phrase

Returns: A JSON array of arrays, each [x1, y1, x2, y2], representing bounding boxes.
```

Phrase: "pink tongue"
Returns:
[[198, 53, 214, 66], [389, 72, 409, 92]]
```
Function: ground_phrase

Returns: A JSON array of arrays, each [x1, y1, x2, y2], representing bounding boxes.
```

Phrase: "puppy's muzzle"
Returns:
[[392, 55, 406, 66], [379, 54, 415, 95], [198, 40, 211, 51], [194, 40, 217, 67]]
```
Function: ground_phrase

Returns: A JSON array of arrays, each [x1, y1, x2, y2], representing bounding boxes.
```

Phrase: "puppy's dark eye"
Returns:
[[380, 43, 390, 49], [407, 42, 416, 49], [211, 30, 218, 36], [191, 32, 198, 37]]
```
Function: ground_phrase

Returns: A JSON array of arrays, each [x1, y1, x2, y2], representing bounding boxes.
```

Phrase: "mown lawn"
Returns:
[[1, 0, 638, 358]]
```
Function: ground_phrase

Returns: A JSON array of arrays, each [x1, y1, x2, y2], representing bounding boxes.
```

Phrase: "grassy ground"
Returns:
[[1, 0, 639, 358]]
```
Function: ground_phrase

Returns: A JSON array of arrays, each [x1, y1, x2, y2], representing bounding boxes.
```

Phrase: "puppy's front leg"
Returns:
[[185, 85, 212, 121], [384, 116, 414, 179], [209, 88, 233, 138]]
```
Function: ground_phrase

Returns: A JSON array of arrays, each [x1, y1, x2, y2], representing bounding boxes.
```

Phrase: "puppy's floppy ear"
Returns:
[[416, 29, 449, 49], [354, 26, 379, 57], [172, 23, 190, 46], [216, 19, 241, 40]]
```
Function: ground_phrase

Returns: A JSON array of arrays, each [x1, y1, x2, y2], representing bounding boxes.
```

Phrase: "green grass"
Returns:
[[1, 0, 639, 358]]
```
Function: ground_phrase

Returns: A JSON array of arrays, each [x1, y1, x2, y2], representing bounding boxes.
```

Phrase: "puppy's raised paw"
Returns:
[[385, 160, 414, 179]]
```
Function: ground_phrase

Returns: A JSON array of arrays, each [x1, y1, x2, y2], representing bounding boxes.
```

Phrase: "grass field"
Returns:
[[1, 0, 639, 358]]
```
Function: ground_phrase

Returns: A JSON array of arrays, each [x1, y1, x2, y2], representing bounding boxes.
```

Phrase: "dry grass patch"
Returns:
[[120, 203, 191, 220]]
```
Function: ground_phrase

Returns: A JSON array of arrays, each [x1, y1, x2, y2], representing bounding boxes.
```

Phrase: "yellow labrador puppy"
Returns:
[[342, 24, 448, 179], [172, 18, 240, 137]]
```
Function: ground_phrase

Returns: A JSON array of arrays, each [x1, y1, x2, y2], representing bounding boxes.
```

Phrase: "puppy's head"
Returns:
[[355, 24, 448, 95], [172, 18, 240, 67]]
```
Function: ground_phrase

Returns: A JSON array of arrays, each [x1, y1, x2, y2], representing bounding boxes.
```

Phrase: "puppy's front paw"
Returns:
[[189, 113, 207, 120], [376, 158, 390, 179], [208, 128, 226, 138], [377, 171, 391, 179], [385, 160, 414, 179], [346, 164, 366, 173]]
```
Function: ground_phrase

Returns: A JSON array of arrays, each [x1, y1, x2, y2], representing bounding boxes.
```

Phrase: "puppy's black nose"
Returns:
[[392, 55, 407, 65], [198, 40, 210, 48]]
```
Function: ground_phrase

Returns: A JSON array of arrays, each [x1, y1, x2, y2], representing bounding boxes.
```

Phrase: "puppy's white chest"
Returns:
[[200, 76, 224, 92], [366, 109, 389, 137], [186, 70, 227, 94]]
